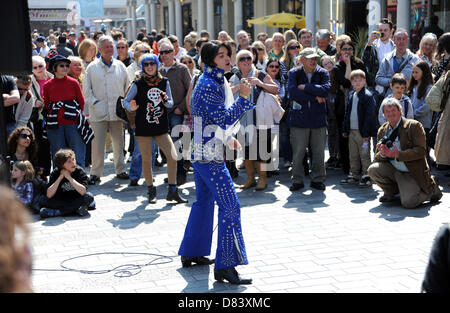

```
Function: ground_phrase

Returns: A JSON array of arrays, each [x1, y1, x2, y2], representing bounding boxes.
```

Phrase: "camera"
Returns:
[[379, 136, 393, 148], [376, 32, 385, 38]]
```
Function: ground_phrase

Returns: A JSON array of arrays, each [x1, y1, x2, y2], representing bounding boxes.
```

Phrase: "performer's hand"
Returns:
[[239, 78, 251, 98], [130, 100, 139, 111], [227, 137, 242, 151]]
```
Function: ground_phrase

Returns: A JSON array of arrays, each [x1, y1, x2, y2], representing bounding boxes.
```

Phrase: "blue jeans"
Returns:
[[168, 112, 186, 177], [6, 123, 17, 137], [47, 124, 86, 168], [129, 133, 158, 180]]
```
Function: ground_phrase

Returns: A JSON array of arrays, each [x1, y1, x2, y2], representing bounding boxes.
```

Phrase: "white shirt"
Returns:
[[377, 40, 395, 64]]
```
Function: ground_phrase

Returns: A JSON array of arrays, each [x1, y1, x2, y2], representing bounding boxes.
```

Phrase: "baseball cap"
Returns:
[[299, 48, 320, 59], [36, 36, 46, 43]]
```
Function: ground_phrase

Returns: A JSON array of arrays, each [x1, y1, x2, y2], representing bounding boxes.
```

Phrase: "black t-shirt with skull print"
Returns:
[[133, 77, 170, 137]]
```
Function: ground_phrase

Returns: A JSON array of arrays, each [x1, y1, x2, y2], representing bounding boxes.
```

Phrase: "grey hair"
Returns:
[[316, 29, 331, 40], [97, 35, 114, 49], [394, 28, 409, 39], [380, 97, 403, 114]]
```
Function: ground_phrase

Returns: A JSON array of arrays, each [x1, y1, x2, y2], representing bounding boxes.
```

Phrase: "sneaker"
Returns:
[[87, 201, 96, 211], [88, 175, 101, 185], [340, 175, 359, 185], [39, 207, 62, 219], [129, 178, 139, 186], [76, 205, 89, 217], [289, 183, 304, 191], [148, 185, 157, 203], [358, 176, 372, 188], [116, 172, 129, 180]]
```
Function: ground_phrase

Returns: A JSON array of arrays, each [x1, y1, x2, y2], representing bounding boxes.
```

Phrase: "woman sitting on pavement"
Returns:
[[123, 53, 188, 204]]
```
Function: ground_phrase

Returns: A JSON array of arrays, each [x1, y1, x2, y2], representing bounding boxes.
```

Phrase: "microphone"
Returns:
[[231, 67, 242, 80]]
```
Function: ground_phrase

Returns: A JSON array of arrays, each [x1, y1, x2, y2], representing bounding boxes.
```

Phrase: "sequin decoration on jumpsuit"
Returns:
[[178, 65, 255, 270]]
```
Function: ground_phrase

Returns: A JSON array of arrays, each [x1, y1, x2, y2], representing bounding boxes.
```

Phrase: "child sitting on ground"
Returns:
[[11, 160, 35, 208], [39, 149, 95, 219]]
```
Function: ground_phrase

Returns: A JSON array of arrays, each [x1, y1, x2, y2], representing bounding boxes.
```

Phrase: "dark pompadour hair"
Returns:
[[200, 40, 232, 68]]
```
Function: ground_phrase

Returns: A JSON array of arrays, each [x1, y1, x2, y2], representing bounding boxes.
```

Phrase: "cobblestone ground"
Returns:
[[30, 152, 450, 293]]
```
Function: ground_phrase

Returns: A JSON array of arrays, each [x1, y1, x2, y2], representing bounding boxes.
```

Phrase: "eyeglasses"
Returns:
[[268, 65, 280, 69], [33, 64, 44, 70], [143, 61, 156, 67], [19, 133, 32, 139], [289, 45, 301, 50], [160, 49, 174, 55], [58, 64, 70, 68], [139, 50, 150, 54], [239, 56, 252, 62], [257, 48, 265, 51], [341, 47, 354, 52], [117, 46, 127, 49], [182, 61, 193, 65]]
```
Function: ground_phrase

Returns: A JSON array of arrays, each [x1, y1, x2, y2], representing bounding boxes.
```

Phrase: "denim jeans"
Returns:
[[129, 133, 158, 180], [168, 112, 186, 177], [46, 124, 86, 168]]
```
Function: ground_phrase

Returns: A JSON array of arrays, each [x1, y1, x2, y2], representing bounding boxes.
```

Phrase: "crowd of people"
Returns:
[[1, 18, 449, 222]]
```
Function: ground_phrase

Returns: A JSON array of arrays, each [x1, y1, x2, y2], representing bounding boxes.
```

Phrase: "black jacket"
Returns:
[[342, 87, 378, 138]]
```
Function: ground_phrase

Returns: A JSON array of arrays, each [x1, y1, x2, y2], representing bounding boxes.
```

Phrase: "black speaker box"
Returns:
[[0, 0, 32, 76]]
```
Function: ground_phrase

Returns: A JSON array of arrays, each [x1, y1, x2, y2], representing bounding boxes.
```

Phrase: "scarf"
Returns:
[[141, 71, 163, 86]]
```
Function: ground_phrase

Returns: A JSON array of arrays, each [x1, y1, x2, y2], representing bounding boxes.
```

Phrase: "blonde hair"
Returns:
[[67, 56, 85, 83], [281, 39, 303, 70], [78, 38, 97, 63], [252, 41, 268, 60], [236, 49, 253, 63], [131, 41, 152, 62]]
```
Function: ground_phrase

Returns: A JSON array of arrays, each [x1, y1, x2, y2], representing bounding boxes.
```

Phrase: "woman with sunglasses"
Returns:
[[178, 41, 254, 285], [280, 40, 303, 82], [123, 53, 187, 204], [30, 55, 53, 177], [180, 54, 200, 77], [252, 41, 268, 71], [7, 127, 38, 168], [126, 42, 152, 82], [230, 50, 279, 191], [43, 55, 88, 169], [332, 40, 367, 175]]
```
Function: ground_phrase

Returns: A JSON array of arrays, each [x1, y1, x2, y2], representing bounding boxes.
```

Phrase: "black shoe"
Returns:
[[379, 194, 396, 203], [181, 256, 215, 268], [310, 181, 326, 191], [214, 267, 252, 285], [39, 207, 62, 219], [289, 183, 304, 191], [129, 179, 139, 186], [116, 172, 129, 179], [147, 185, 157, 203], [88, 175, 100, 185], [166, 187, 188, 204], [155, 159, 163, 167], [76, 205, 89, 217]]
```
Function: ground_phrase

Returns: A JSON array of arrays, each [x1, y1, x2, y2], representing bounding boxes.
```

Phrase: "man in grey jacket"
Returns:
[[375, 29, 419, 97]]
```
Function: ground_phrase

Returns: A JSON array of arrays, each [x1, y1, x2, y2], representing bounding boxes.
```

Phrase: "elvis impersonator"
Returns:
[[178, 41, 255, 284]]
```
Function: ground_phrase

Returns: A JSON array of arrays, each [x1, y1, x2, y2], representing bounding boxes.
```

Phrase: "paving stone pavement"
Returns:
[[30, 153, 450, 293]]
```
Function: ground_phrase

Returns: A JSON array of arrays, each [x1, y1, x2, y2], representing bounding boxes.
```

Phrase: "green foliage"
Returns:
[[349, 27, 368, 59]]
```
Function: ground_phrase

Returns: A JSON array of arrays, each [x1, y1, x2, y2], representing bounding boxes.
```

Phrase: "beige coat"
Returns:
[[426, 71, 450, 166], [83, 58, 130, 122]]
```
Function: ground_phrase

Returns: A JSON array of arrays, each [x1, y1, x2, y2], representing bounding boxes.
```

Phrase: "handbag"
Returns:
[[115, 96, 129, 122]]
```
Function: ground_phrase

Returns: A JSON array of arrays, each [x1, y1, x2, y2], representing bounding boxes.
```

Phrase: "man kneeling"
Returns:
[[39, 149, 95, 218], [368, 98, 442, 209]]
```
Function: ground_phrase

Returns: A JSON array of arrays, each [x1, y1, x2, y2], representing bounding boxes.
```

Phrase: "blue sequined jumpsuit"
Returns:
[[178, 65, 255, 269]]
